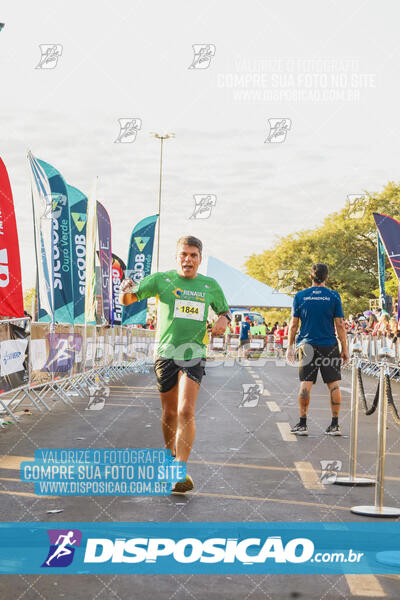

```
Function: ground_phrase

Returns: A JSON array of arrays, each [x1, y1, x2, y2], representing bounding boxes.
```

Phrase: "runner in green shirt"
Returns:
[[120, 235, 231, 493], [250, 322, 259, 336], [259, 322, 267, 336]]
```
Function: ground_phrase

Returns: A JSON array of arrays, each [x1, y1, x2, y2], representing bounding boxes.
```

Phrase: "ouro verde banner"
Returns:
[[38, 159, 74, 324], [122, 214, 158, 326], [68, 185, 87, 324]]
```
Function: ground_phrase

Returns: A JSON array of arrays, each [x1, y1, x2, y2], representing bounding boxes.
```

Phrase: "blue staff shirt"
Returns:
[[292, 286, 344, 346]]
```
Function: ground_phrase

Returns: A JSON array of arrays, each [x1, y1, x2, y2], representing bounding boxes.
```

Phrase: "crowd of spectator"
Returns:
[[205, 315, 290, 350], [345, 306, 400, 341]]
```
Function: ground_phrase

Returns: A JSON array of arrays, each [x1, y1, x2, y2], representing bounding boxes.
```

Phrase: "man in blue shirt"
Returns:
[[286, 263, 349, 436], [239, 317, 251, 357], [240, 317, 250, 342]]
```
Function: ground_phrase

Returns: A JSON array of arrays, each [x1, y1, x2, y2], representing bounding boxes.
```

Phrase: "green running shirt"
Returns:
[[134, 270, 229, 360]]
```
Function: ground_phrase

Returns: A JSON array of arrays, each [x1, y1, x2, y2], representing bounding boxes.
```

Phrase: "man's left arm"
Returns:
[[335, 317, 349, 365], [210, 282, 231, 335], [334, 294, 349, 364]]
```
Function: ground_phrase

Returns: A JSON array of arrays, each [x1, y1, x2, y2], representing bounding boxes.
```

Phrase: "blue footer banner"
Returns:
[[0, 522, 399, 574]]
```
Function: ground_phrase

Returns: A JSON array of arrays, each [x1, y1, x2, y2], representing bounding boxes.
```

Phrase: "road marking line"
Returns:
[[103, 403, 140, 407], [266, 401, 280, 412], [262, 389, 271, 396], [0, 456, 32, 469], [277, 422, 297, 442], [111, 386, 157, 390], [362, 450, 400, 457], [345, 574, 386, 597], [341, 386, 352, 393], [0, 490, 55, 499], [190, 460, 400, 481], [188, 491, 350, 511], [191, 460, 297, 472], [295, 461, 325, 490]]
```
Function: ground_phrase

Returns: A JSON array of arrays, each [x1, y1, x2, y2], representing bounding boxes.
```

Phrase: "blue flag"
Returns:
[[377, 232, 386, 309], [122, 214, 158, 325], [373, 212, 400, 317], [38, 160, 74, 324], [68, 185, 87, 324]]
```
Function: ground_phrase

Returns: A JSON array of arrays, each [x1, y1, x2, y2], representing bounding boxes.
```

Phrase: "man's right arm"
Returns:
[[119, 272, 159, 306], [119, 279, 138, 306], [286, 291, 300, 364], [288, 317, 299, 346]]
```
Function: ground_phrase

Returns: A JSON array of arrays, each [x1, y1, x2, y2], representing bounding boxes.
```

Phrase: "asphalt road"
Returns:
[[0, 357, 399, 599]]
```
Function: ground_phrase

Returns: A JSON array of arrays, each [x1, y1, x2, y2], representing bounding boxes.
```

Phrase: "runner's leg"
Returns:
[[327, 380, 341, 417], [298, 380, 313, 417], [325, 380, 342, 435], [160, 380, 179, 455], [175, 373, 201, 462]]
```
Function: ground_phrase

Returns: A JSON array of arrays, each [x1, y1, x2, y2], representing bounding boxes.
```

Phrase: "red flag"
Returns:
[[0, 159, 24, 317]]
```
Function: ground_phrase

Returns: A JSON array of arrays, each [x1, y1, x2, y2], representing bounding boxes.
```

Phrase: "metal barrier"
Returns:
[[0, 322, 155, 424], [335, 341, 375, 487], [0, 317, 31, 423], [351, 347, 400, 517], [347, 333, 400, 380], [207, 334, 289, 360]]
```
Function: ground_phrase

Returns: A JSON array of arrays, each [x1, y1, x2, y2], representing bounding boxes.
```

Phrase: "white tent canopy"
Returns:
[[206, 256, 293, 308]]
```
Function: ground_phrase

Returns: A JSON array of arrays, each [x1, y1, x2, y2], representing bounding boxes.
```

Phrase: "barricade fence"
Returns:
[[346, 333, 400, 381], [0, 318, 155, 424], [344, 344, 400, 517], [208, 333, 289, 360]]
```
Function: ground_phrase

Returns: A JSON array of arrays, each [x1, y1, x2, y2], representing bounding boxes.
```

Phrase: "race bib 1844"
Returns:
[[173, 299, 205, 321]]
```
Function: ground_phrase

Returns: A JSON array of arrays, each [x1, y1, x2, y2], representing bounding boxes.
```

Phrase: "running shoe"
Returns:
[[172, 474, 194, 493], [290, 422, 308, 436], [325, 424, 342, 436]]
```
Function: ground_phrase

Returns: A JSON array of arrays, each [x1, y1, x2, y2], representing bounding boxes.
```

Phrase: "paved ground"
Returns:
[[0, 358, 399, 599]]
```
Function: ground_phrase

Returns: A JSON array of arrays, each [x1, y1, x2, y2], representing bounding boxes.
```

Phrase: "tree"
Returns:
[[245, 182, 400, 314], [23, 288, 35, 316]]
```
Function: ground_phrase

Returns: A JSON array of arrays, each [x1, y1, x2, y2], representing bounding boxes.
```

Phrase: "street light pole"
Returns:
[[151, 132, 174, 272]]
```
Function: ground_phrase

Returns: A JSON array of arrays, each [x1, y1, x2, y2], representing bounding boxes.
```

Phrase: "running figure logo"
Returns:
[[273, 269, 299, 294], [188, 44, 216, 69], [43, 334, 82, 373], [189, 195, 217, 219], [240, 383, 263, 407], [36, 44, 63, 69], [42, 529, 82, 567], [265, 118, 292, 143], [347, 194, 366, 219], [114, 118, 142, 143], [320, 460, 342, 484]]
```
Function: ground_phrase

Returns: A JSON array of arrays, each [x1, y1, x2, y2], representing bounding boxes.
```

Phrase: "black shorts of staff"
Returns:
[[299, 343, 341, 384]]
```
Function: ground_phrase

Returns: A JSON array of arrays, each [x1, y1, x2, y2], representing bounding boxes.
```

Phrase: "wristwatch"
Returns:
[[219, 311, 232, 322]]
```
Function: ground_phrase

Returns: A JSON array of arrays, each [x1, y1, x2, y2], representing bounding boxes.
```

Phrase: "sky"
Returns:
[[1, 0, 400, 289]]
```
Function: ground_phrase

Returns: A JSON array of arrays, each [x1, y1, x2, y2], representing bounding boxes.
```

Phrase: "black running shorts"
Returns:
[[153, 356, 206, 393], [299, 343, 341, 384]]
